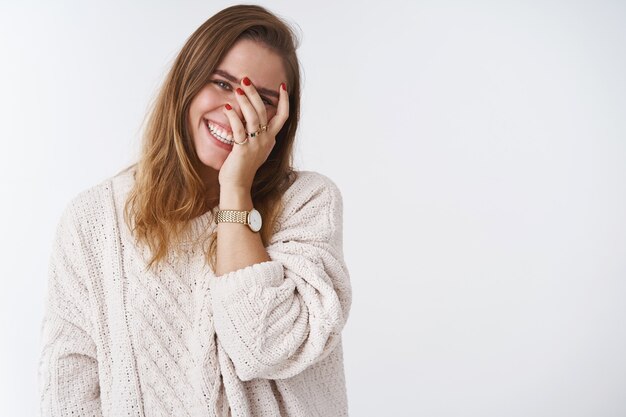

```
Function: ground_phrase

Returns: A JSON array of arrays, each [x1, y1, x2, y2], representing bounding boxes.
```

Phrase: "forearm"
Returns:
[[215, 186, 271, 276], [208, 174, 351, 381]]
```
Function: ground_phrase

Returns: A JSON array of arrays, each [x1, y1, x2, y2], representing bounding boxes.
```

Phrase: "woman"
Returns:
[[38, 5, 351, 416]]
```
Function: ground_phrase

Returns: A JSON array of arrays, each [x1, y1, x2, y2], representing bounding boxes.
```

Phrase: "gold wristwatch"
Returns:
[[216, 208, 262, 232]]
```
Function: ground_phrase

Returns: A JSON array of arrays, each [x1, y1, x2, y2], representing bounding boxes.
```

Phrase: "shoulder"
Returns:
[[273, 170, 344, 240], [283, 170, 344, 206], [59, 165, 135, 234]]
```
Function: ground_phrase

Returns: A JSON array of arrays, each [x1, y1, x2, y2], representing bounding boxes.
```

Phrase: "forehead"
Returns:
[[216, 39, 286, 87]]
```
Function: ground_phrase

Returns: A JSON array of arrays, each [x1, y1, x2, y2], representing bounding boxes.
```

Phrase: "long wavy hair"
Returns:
[[123, 4, 301, 271]]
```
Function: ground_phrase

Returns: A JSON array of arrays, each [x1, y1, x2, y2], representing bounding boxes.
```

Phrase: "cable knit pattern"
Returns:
[[38, 168, 351, 417]]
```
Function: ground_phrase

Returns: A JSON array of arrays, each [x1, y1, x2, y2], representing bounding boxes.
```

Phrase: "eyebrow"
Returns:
[[213, 69, 280, 100]]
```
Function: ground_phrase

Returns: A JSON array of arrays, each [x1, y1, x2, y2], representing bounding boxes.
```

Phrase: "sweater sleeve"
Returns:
[[209, 172, 352, 381], [38, 202, 103, 416]]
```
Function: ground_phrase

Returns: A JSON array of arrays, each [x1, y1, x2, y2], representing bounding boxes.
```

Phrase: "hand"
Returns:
[[218, 78, 289, 190]]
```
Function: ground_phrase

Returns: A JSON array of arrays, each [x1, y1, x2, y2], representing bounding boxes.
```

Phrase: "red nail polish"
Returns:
[[242, 77, 251, 86], [281, 83, 287, 91], [225, 103, 232, 110], [236, 87, 245, 95]]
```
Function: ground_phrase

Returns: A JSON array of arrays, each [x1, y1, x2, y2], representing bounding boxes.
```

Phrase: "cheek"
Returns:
[[194, 88, 222, 109]]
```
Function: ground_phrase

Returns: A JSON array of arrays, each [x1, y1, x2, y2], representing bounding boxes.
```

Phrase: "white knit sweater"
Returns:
[[38, 168, 351, 417]]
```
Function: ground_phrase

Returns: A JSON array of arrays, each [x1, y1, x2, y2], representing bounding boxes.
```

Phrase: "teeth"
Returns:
[[206, 121, 234, 144]]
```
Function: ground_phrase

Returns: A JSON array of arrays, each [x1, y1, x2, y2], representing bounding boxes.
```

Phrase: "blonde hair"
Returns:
[[123, 5, 301, 271]]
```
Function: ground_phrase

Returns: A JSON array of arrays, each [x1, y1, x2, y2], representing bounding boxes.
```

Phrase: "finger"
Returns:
[[222, 103, 247, 143], [234, 87, 261, 134], [268, 82, 289, 134], [240, 77, 268, 125]]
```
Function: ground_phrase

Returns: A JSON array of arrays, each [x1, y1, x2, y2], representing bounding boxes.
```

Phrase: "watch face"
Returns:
[[248, 209, 262, 232]]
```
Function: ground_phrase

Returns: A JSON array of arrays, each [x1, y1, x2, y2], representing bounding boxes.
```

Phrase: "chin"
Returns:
[[196, 148, 226, 170], [201, 158, 225, 172], [200, 155, 226, 171]]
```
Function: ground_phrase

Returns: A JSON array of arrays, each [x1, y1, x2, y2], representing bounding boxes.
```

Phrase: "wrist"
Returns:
[[219, 186, 253, 211]]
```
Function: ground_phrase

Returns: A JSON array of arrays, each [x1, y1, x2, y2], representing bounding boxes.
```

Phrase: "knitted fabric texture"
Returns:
[[38, 169, 351, 417]]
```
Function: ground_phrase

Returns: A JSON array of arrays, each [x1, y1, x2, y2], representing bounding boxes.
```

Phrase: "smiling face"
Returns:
[[187, 38, 287, 183]]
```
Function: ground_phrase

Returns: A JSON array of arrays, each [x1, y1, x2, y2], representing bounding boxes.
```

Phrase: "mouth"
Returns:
[[204, 119, 235, 146]]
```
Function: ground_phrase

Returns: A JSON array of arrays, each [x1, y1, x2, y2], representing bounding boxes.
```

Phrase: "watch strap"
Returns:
[[216, 209, 249, 225]]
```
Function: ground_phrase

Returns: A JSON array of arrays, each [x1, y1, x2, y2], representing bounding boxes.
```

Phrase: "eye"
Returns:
[[213, 79, 274, 106], [212, 80, 232, 90]]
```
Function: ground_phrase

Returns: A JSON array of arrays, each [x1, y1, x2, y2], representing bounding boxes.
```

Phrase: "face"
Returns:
[[187, 39, 287, 180]]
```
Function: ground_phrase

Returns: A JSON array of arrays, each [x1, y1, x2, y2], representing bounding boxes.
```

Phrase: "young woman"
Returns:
[[38, 5, 351, 416]]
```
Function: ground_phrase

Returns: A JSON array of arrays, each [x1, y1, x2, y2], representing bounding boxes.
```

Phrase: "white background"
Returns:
[[1, 1, 625, 416]]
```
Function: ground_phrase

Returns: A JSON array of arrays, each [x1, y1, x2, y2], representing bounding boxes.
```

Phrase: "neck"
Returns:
[[200, 165, 220, 207]]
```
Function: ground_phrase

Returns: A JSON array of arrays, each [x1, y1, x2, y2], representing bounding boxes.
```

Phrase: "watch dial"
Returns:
[[249, 209, 262, 232]]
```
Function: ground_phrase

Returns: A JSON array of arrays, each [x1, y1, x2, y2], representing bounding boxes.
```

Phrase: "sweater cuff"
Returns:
[[209, 260, 284, 296]]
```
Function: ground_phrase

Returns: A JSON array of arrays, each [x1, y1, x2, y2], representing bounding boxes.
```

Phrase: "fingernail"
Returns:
[[236, 87, 245, 95], [281, 83, 287, 92], [225, 103, 232, 110], [242, 77, 251, 86]]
